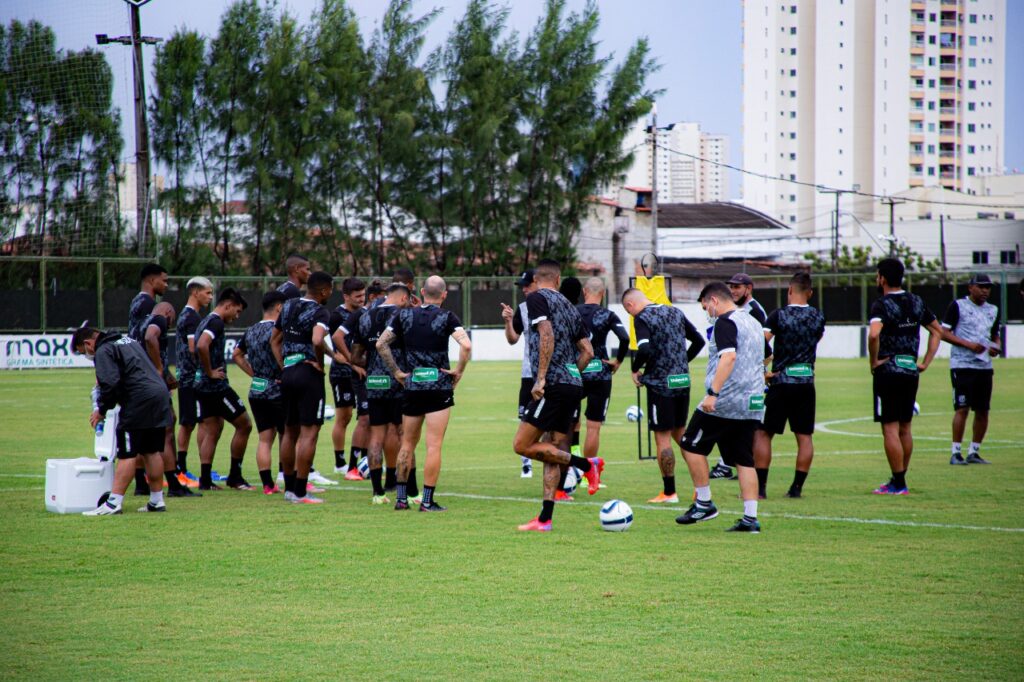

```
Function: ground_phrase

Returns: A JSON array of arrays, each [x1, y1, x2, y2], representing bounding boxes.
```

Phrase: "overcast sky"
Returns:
[[4, 0, 1023, 200]]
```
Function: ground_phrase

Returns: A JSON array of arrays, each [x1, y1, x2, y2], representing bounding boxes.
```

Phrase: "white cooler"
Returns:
[[45, 458, 114, 514], [94, 406, 119, 460]]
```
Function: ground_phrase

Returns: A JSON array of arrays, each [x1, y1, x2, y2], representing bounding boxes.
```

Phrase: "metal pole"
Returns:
[[881, 197, 901, 257], [650, 106, 659, 259], [130, 4, 152, 256], [939, 214, 947, 270], [39, 260, 46, 332], [97, 260, 105, 327], [834, 192, 840, 273]]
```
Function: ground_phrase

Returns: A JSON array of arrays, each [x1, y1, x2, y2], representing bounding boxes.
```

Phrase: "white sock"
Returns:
[[743, 499, 758, 519], [968, 442, 981, 455], [717, 458, 727, 468], [521, 457, 531, 467], [107, 493, 124, 509], [951, 442, 962, 455], [149, 490, 164, 507], [696, 486, 712, 503]]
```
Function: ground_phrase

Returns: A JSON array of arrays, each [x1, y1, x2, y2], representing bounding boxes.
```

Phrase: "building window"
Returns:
[[968, 57, 976, 67], [928, 101, 936, 110], [969, 36, 977, 46], [967, 145, 975, 153], [968, 123, 976, 132], [790, 194, 796, 202], [790, 26, 797, 34], [927, 144, 935, 153], [968, 80, 977, 89], [790, 47, 797, 55], [789, 132, 796, 139], [928, 79, 936, 88], [968, 167, 976, 175], [790, 5, 796, 12], [929, 13, 936, 22], [790, 69, 797, 76], [972, 251, 988, 264], [969, 14, 977, 23], [928, 57, 936, 66], [790, 111, 796, 118], [929, 35, 936, 44], [1001, 251, 1018, 265], [789, 152, 796, 160], [928, 167, 936, 176], [968, 102, 976, 111], [928, 123, 936, 132], [1005, 212, 1016, 220]]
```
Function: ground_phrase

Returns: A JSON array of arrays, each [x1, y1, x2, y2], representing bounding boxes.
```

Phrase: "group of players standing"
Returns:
[[74, 255, 470, 515]]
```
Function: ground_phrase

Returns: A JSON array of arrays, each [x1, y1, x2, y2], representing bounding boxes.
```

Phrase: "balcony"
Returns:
[[911, 46, 926, 55], [909, 133, 925, 143], [910, 112, 925, 121], [940, 63, 958, 71], [940, 85, 959, 93], [940, 19, 959, 27], [939, 151, 957, 158], [940, 106, 957, 114], [940, 171, 957, 179], [910, 67, 925, 78]]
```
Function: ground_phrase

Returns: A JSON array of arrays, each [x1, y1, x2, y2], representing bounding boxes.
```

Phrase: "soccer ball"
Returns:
[[357, 456, 370, 479], [625, 405, 643, 422], [562, 466, 581, 494], [599, 499, 633, 532], [323, 404, 335, 420], [913, 402, 921, 415]]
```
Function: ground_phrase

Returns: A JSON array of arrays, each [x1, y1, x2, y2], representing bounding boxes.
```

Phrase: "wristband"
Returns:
[[707, 388, 720, 397]]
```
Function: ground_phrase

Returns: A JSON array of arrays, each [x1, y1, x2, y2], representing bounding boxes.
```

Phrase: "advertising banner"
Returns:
[[0, 334, 94, 370]]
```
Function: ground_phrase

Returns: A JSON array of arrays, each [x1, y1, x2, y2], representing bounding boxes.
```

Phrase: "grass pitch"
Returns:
[[1, 358, 1022, 680]]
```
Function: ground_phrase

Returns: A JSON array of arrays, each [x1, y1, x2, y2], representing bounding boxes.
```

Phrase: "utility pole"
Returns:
[[650, 104, 659, 262], [96, 0, 161, 256], [817, 185, 861, 272], [881, 196, 904, 257], [939, 214, 947, 271]]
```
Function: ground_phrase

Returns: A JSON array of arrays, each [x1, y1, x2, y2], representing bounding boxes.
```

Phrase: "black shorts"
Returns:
[[873, 372, 920, 423], [523, 383, 583, 435], [116, 427, 166, 459], [679, 410, 757, 467], [577, 379, 612, 423], [368, 397, 403, 427], [951, 368, 993, 412], [403, 390, 454, 417], [250, 397, 285, 434], [177, 385, 199, 426], [647, 388, 690, 432], [282, 363, 326, 426], [331, 375, 357, 409], [518, 377, 534, 418], [354, 378, 369, 417], [197, 387, 247, 423], [760, 383, 816, 435]]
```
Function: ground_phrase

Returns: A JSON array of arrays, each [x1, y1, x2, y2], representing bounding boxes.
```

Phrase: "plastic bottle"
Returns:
[[91, 386, 105, 436]]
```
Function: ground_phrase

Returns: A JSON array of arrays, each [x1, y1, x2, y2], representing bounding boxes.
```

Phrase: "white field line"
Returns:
[[815, 409, 1024, 444]]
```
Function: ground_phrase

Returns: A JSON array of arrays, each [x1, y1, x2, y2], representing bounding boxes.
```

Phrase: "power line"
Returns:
[[654, 143, 1024, 210]]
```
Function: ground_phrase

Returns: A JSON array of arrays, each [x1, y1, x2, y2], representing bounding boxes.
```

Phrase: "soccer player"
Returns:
[[754, 272, 825, 499], [234, 290, 288, 495], [868, 258, 942, 495], [272, 271, 336, 504], [133, 302, 198, 498], [709, 272, 769, 481], [622, 287, 705, 504], [676, 282, 767, 533], [328, 277, 370, 478], [128, 263, 168, 339], [501, 269, 539, 478], [277, 254, 310, 300], [378, 275, 472, 512], [571, 278, 631, 463], [195, 288, 253, 490], [174, 276, 214, 485], [511, 259, 602, 532], [352, 282, 411, 504], [75, 327, 173, 515], [940, 273, 1001, 465]]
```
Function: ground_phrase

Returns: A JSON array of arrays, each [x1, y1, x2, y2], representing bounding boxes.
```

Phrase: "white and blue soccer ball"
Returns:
[[625, 405, 644, 422], [599, 499, 634, 532], [913, 402, 921, 415], [562, 466, 581, 494], [357, 456, 370, 479], [323, 404, 335, 420]]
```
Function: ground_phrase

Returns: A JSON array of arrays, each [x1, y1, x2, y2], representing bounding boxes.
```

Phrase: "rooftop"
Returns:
[[657, 202, 789, 230]]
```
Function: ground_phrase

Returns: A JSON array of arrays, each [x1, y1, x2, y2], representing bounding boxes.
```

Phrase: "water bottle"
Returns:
[[91, 386, 105, 435]]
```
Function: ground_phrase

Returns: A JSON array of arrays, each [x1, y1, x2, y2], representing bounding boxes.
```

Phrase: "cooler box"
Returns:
[[94, 406, 119, 460], [45, 458, 114, 514]]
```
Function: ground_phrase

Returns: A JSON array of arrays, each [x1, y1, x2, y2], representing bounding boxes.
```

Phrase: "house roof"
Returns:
[[656, 202, 789, 230]]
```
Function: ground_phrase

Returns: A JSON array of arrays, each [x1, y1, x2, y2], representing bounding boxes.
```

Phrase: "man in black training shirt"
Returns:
[[133, 302, 198, 498], [75, 327, 172, 515], [621, 288, 705, 504], [272, 271, 337, 504], [867, 258, 942, 495], [277, 253, 310, 300], [501, 269, 539, 478], [174, 276, 213, 485], [195, 288, 252, 490], [378, 276, 472, 512], [754, 272, 825, 499], [234, 290, 287, 496], [352, 282, 412, 504], [571, 278, 630, 468], [511, 259, 603, 532], [328, 277, 370, 479]]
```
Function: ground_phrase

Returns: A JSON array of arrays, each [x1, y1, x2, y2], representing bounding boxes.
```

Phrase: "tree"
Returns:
[[804, 243, 943, 273]]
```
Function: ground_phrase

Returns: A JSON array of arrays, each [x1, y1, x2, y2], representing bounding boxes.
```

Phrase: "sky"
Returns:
[[4, 0, 1023, 200]]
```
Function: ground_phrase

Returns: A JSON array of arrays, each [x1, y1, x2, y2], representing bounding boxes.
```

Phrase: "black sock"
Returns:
[[538, 499, 555, 523], [370, 468, 384, 496], [229, 458, 242, 480], [335, 450, 346, 469], [423, 485, 435, 506], [663, 476, 676, 496], [164, 471, 183, 491], [384, 467, 397, 489], [756, 467, 769, 497], [557, 467, 569, 491], [792, 469, 808, 489], [135, 468, 147, 486], [892, 470, 907, 489], [568, 455, 591, 472], [407, 468, 419, 498], [571, 432, 580, 447], [349, 449, 361, 469], [294, 477, 307, 498], [259, 469, 274, 488], [176, 451, 187, 473], [284, 473, 296, 494], [200, 463, 212, 487], [396, 482, 407, 503]]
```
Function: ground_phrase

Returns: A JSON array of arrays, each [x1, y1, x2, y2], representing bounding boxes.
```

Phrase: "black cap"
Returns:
[[968, 273, 993, 286], [514, 269, 535, 287], [727, 273, 754, 286]]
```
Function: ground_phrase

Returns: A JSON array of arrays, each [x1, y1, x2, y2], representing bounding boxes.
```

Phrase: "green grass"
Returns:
[[1, 359, 1022, 681]]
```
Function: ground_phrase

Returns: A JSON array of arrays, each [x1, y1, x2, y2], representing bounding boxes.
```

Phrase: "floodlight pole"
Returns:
[[881, 196, 904, 257], [817, 185, 860, 272], [650, 104, 659, 263]]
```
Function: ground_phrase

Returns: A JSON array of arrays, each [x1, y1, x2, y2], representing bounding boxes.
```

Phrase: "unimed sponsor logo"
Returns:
[[0, 335, 93, 370]]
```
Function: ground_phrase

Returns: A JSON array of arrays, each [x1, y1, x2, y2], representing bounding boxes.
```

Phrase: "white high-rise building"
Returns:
[[742, 0, 1006, 234], [621, 119, 730, 203]]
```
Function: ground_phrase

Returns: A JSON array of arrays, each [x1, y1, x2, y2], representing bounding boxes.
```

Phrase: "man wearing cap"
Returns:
[[501, 269, 539, 478], [710, 273, 770, 480], [941, 274, 1001, 465]]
